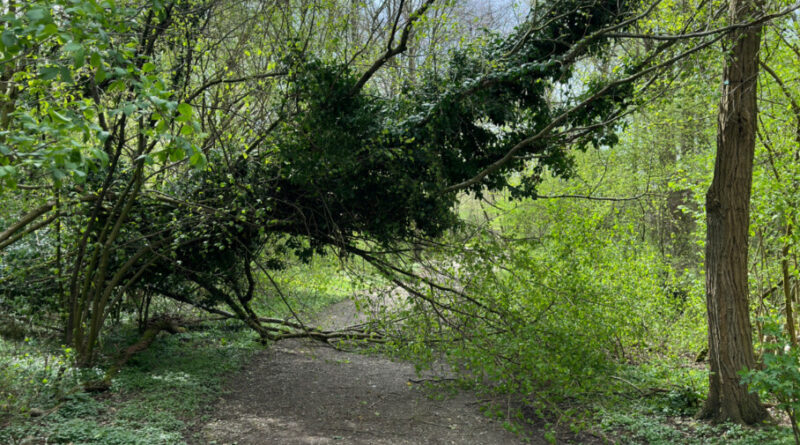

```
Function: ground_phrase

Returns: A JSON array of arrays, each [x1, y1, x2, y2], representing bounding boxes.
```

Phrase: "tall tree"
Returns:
[[699, 0, 768, 424]]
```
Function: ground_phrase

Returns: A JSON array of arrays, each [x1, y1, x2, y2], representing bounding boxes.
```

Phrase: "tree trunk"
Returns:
[[783, 234, 797, 346], [698, 0, 768, 424]]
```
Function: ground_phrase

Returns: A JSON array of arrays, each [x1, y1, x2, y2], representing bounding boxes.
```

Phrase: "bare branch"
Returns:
[[0, 200, 55, 249], [534, 192, 650, 202], [0, 212, 59, 251], [350, 0, 437, 95], [185, 70, 288, 104]]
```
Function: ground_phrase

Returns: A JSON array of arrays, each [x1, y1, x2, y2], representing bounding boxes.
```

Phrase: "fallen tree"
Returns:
[[0, 0, 793, 371]]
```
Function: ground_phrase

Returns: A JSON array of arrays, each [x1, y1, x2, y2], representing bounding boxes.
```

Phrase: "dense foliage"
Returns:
[[0, 0, 650, 365]]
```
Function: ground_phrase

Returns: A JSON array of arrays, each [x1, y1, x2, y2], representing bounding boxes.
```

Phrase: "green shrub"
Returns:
[[741, 321, 800, 444], [0, 338, 80, 423], [389, 198, 690, 403]]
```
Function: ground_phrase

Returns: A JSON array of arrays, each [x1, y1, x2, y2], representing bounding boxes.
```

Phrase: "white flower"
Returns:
[[785, 344, 791, 354]]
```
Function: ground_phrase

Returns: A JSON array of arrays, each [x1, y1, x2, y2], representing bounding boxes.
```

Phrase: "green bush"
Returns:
[[389, 197, 691, 403], [0, 337, 80, 422], [741, 321, 800, 444]]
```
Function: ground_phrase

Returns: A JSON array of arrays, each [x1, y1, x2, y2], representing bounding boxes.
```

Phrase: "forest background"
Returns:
[[2, 0, 800, 443]]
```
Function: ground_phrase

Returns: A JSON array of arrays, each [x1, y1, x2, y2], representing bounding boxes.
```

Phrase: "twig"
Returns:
[[408, 377, 457, 384], [610, 375, 646, 395]]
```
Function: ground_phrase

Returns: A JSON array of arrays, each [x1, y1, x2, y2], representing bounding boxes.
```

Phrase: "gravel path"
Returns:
[[190, 300, 534, 445]]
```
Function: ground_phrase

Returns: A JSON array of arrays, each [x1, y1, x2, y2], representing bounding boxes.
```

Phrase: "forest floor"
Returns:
[[4, 297, 792, 444], [188, 299, 538, 445]]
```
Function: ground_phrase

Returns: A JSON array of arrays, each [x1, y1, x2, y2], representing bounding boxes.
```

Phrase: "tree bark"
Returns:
[[698, 0, 768, 424]]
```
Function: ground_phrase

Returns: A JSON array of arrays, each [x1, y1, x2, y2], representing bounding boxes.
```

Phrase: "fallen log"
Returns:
[[84, 317, 185, 392], [154, 287, 384, 343]]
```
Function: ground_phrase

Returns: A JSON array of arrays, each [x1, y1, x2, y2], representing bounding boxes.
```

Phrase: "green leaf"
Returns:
[[52, 168, 66, 180], [142, 62, 156, 73], [2, 165, 18, 179], [176, 103, 193, 123], [1, 30, 18, 49], [59, 66, 73, 84], [91, 148, 109, 166], [63, 41, 82, 53], [90, 52, 102, 68], [150, 95, 168, 107], [169, 147, 185, 162], [25, 8, 48, 23], [73, 48, 86, 68], [177, 103, 192, 117], [48, 109, 71, 124], [95, 67, 107, 83], [108, 80, 126, 92], [39, 66, 60, 80], [38, 23, 58, 39], [189, 152, 206, 168]]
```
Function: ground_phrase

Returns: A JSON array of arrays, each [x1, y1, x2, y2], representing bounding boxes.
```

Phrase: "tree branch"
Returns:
[[0, 200, 55, 249], [350, 0, 436, 95]]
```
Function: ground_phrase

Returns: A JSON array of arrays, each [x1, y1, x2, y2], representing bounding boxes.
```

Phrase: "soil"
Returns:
[[189, 299, 540, 445]]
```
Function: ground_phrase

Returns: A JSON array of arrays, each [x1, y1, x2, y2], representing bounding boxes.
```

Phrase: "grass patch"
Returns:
[[598, 403, 795, 444], [256, 251, 359, 319], [590, 360, 796, 444], [1, 319, 257, 444], [478, 357, 797, 444]]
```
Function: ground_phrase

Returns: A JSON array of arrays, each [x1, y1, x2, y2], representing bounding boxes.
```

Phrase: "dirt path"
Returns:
[[190, 300, 534, 444]]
